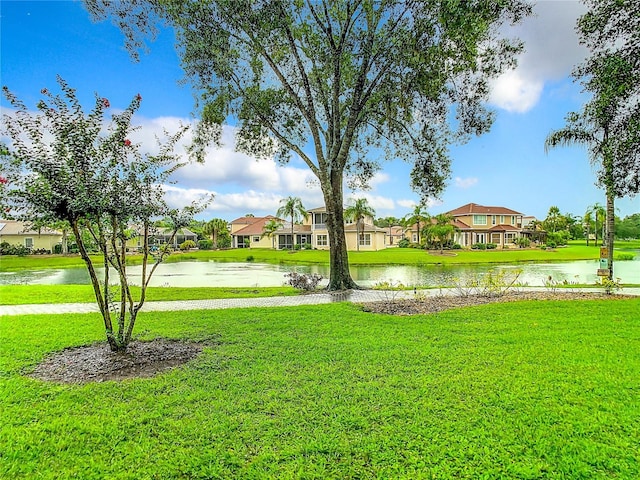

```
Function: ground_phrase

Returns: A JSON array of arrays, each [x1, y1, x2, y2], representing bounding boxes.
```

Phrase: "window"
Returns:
[[491, 215, 496, 225], [359, 233, 371, 246], [473, 215, 487, 225], [252, 236, 260, 243], [24, 238, 34, 249], [510, 216, 516, 225], [412, 233, 418, 242], [500, 215, 505, 224], [316, 234, 328, 246]]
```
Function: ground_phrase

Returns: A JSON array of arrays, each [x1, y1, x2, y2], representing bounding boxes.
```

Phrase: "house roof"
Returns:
[[488, 224, 520, 232], [275, 223, 312, 234], [0, 221, 62, 236], [230, 215, 277, 226], [233, 216, 284, 236], [446, 203, 523, 216], [344, 223, 385, 233]]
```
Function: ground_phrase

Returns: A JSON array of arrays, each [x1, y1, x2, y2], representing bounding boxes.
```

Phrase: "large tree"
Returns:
[[344, 197, 375, 252], [546, 0, 639, 281], [1, 78, 208, 351], [86, 0, 531, 289]]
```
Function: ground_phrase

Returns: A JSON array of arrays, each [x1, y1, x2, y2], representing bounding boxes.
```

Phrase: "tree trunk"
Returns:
[[606, 193, 615, 282], [72, 220, 119, 351], [323, 173, 358, 290]]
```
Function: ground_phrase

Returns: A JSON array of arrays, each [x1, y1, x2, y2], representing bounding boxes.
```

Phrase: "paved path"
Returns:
[[2, 287, 638, 316]]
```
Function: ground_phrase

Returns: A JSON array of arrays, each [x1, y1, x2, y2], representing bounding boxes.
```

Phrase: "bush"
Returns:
[[0, 242, 31, 256], [397, 238, 410, 248], [198, 239, 213, 250], [302, 242, 312, 250], [285, 272, 323, 291], [486, 243, 497, 250], [451, 243, 462, 250], [53, 244, 63, 254], [516, 237, 531, 248], [179, 240, 197, 251], [471, 243, 486, 250], [246, 255, 255, 262]]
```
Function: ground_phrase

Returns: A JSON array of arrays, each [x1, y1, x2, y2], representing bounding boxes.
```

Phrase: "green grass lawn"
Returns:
[[0, 285, 298, 305], [3, 241, 636, 272], [1, 298, 639, 479]]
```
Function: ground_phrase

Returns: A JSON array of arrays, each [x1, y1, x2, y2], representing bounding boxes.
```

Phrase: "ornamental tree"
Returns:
[[1, 77, 209, 351], [86, 0, 531, 289]]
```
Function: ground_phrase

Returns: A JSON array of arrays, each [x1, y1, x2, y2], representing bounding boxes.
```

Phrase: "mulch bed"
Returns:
[[28, 339, 203, 384], [361, 291, 633, 315]]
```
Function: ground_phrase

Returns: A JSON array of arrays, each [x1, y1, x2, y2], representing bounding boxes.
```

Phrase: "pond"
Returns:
[[1, 255, 638, 288]]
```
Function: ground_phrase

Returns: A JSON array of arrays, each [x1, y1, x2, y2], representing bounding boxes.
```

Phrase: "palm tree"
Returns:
[[202, 218, 228, 248], [424, 213, 455, 253], [403, 203, 429, 245], [344, 198, 376, 252], [261, 219, 283, 249], [586, 203, 606, 246], [543, 206, 562, 233], [276, 196, 307, 250]]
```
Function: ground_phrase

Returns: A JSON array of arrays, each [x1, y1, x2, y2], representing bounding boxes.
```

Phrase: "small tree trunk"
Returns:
[[72, 220, 118, 351]]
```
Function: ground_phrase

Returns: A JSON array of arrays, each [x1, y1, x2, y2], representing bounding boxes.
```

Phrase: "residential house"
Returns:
[[0, 220, 63, 252], [231, 207, 387, 251], [230, 215, 282, 249], [445, 203, 527, 248], [126, 225, 199, 251], [384, 225, 406, 247], [278, 206, 387, 251]]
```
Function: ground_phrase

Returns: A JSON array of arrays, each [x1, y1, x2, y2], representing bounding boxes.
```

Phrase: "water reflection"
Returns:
[[1, 257, 638, 287]]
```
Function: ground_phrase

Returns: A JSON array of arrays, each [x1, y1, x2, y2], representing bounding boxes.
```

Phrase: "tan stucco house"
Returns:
[[230, 215, 283, 249], [231, 207, 387, 251], [445, 203, 527, 248], [0, 220, 63, 252]]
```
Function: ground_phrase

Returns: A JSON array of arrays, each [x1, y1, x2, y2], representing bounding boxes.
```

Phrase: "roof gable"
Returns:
[[446, 202, 523, 216]]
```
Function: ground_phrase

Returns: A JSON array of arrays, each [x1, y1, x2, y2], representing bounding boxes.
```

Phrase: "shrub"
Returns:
[[285, 272, 323, 291], [486, 243, 497, 250], [516, 237, 531, 248], [198, 239, 213, 250], [451, 243, 462, 250], [302, 242, 312, 250], [0, 242, 30, 256], [246, 255, 255, 262], [179, 240, 197, 251], [397, 238, 410, 248], [471, 243, 486, 250]]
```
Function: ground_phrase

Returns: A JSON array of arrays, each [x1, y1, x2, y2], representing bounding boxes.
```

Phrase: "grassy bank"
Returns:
[[1, 298, 639, 479], [3, 241, 637, 272], [0, 285, 298, 305]]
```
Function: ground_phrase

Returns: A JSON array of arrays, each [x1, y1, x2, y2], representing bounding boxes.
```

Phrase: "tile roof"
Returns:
[[0, 220, 62, 236], [488, 224, 520, 232], [446, 202, 523, 216]]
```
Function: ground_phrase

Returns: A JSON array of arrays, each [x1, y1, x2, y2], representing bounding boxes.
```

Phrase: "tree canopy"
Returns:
[[86, 0, 532, 289], [1, 77, 208, 351]]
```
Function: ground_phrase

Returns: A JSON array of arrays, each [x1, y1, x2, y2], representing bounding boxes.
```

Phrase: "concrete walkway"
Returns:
[[2, 287, 638, 316]]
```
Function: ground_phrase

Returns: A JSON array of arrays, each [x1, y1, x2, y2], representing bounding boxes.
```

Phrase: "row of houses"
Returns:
[[230, 203, 539, 251], [0, 203, 540, 253]]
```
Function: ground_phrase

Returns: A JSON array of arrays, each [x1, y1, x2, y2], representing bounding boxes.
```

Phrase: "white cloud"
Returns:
[[489, 70, 543, 113], [454, 176, 479, 189], [490, 1, 589, 113], [345, 193, 395, 211], [396, 198, 442, 210]]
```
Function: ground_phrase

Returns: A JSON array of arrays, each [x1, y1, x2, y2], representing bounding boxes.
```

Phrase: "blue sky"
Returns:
[[1, 0, 638, 222]]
